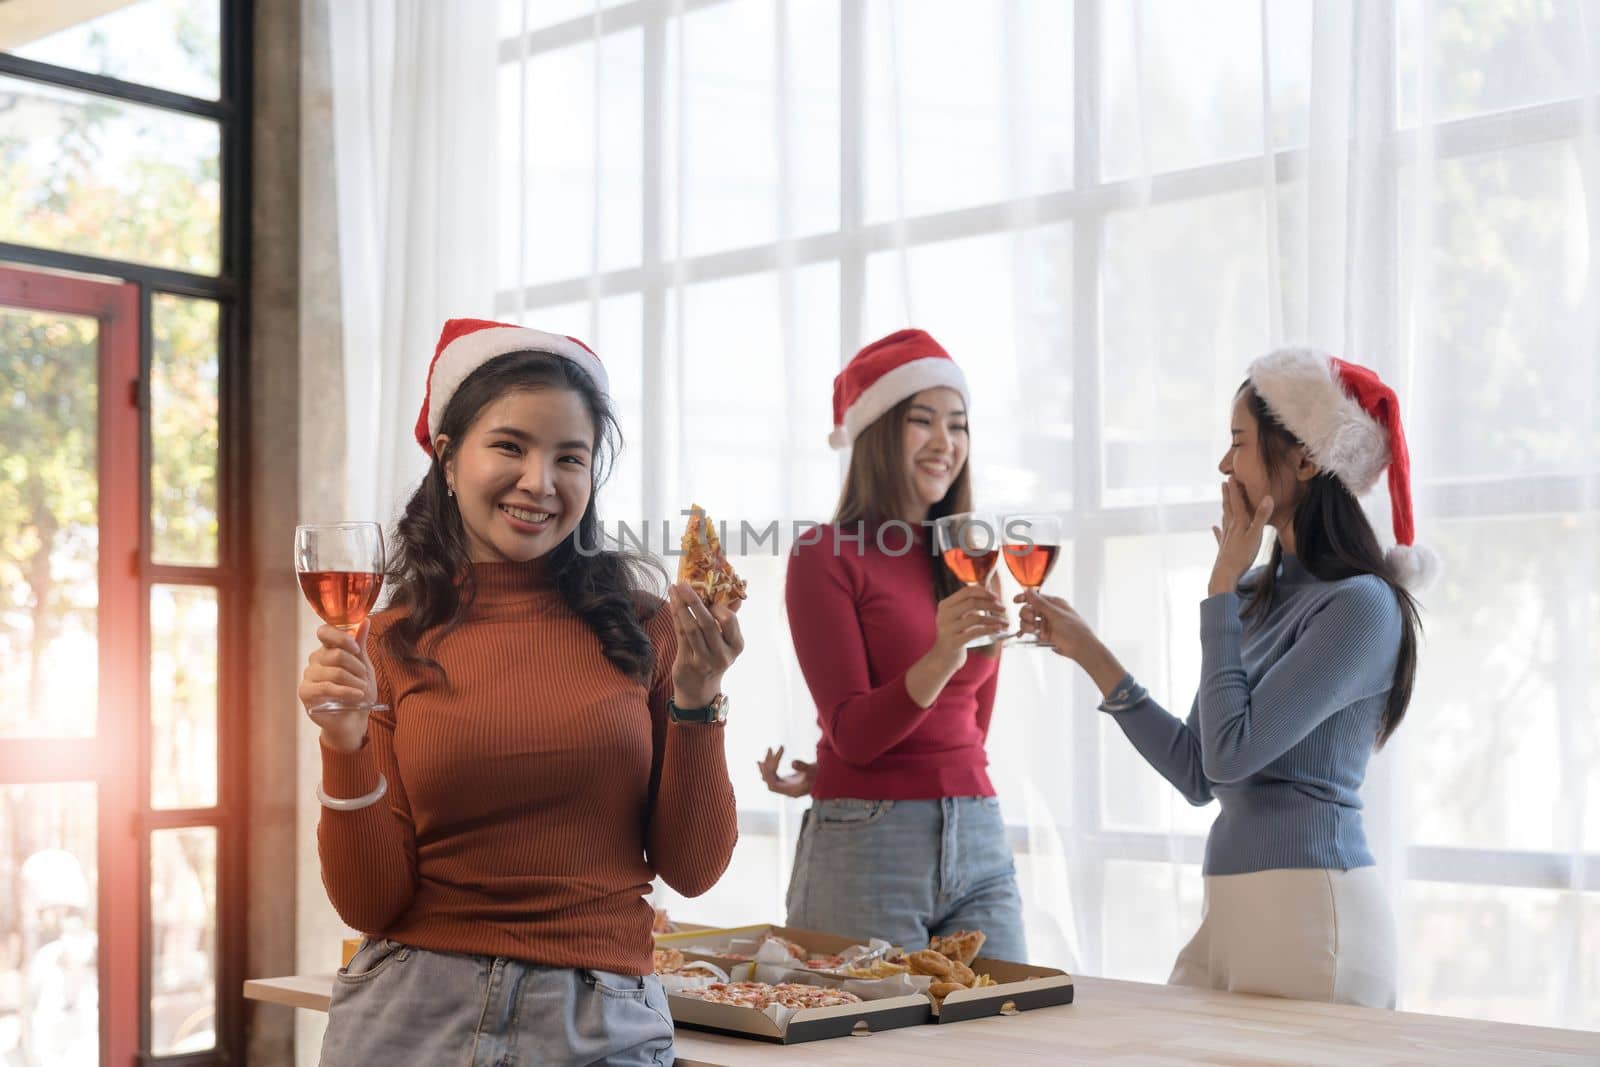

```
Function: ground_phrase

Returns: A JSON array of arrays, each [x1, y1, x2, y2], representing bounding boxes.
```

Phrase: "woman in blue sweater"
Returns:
[[1019, 349, 1437, 1008]]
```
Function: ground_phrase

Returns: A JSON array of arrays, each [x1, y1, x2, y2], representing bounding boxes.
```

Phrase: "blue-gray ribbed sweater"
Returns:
[[1102, 553, 1403, 876]]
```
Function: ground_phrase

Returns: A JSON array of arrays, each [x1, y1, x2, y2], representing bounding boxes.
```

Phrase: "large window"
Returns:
[[0, 1, 247, 1063], [495, 0, 1598, 1029]]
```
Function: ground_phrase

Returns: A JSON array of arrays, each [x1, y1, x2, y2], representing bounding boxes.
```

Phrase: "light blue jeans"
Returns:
[[319, 938, 675, 1066], [785, 796, 1028, 963]]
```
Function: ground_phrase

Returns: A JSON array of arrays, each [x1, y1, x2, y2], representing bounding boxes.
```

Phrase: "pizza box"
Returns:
[[929, 954, 1074, 1023], [666, 990, 931, 1044], [662, 923, 862, 965], [653, 921, 764, 946], [664, 923, 1073, 1024], [651, 919, 714, 940], [662, 924, 930, 1042]]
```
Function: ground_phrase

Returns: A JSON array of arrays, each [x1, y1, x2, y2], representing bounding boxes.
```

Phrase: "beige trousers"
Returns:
[[1169, 867, 1397, 1008]]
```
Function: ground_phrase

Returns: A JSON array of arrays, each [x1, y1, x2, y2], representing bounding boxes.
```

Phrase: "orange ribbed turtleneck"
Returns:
[[316, 560, 738, 974]]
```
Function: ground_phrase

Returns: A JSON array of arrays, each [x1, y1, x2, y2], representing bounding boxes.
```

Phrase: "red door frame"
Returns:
[[0, 264, 142, 1067]]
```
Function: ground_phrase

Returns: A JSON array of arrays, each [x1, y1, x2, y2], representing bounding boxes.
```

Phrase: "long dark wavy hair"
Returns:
[[382, 351, 664, 687], [1240, 383, 1420, 748], [833, 393, 984, 612]]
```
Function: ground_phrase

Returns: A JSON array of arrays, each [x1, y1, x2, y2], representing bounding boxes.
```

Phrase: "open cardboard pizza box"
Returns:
[[651, 918, 714, 939], [929, 952, 1075, 1023], [666, 988, 931, 1044], [662, 923, 929, 1043], [663, 923, 1072, 1032], [653, 922, 772, 950]]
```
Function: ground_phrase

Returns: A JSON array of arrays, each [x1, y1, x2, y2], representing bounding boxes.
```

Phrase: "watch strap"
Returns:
[[668, 694, 727, 724]]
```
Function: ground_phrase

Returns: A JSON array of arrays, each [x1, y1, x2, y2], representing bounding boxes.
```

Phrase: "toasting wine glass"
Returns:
[[294, 521, 388, 714], [932, 512, 1003, 648], [1001, 513, 1063, 646]]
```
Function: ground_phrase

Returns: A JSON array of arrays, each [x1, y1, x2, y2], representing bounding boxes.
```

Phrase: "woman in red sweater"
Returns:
[[298, 319, 741, 1065], [767, 329, 1026, 962]]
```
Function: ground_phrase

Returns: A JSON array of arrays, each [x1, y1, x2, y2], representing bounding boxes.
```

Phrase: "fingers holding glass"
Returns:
[[998, 513, 1063, 645]]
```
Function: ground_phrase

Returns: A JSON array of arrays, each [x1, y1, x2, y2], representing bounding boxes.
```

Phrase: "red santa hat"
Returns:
[[830, 329, 970, 449], [413, 318, 608, 455], [1247, 348, 1441, 591]]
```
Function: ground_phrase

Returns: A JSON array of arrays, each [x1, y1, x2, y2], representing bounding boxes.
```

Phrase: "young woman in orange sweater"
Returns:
[[298, 319, 741, 1065]]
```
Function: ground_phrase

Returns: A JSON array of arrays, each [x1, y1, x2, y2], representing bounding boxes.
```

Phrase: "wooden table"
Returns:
[[244, 973, 1600, 1065]]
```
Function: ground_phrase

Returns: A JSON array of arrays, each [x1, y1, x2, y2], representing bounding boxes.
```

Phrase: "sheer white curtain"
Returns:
[[327, 0, 499, 525], [330, 0, 1600, 1031]]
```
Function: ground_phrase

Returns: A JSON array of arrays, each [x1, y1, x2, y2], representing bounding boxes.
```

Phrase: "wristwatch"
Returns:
[[668, 693, 729, 724]]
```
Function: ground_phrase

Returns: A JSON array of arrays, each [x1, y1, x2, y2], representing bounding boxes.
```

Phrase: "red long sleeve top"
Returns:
[[784, 525, 1001, 800]]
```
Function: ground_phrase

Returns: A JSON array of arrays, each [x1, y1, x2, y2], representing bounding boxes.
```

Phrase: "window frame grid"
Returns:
[[493, 0, 1600, 911], [0, 0, 251, 1059]]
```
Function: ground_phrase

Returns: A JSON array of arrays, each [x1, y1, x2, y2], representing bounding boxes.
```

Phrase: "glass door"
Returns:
[[0, 264, 141, 1067]]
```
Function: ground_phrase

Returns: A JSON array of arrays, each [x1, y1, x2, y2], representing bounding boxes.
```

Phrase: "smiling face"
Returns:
[[900, 387, 970, 517], [1218, 386, 1316, 530], [438, 386, 595, 563]]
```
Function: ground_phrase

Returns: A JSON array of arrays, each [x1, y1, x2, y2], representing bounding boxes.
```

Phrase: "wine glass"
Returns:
[[294, 521, 388, 714], [932, 512, 1003, 648], [1001, 513, 1063, 647]]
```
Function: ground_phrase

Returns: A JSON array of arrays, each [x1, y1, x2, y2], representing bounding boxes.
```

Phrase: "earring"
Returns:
[[447, 484, 455, 498]]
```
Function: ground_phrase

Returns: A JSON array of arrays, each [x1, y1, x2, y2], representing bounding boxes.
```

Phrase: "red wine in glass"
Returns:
[[297, 570, 383, 632], [1002, 542, 1060, 588], [1002, 513, 1064, 646], [932, 512, 1004, 648], [294, 521, 388, 713], [941, 546, 1000, 585]]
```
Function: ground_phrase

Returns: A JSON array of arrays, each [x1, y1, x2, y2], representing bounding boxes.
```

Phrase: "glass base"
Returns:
[[307, 701, 390, 717], [989, 631, 1049, 647]]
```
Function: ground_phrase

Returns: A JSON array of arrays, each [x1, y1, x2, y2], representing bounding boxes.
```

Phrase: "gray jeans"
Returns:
[[320, 939, 675, 1066], [785, 796, 1028, 963]]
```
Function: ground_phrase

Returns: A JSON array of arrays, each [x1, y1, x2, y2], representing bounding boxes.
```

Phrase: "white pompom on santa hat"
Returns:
[[413, 317, 609, 455], [830, 329, 970, 449], [1247, 348, 1442, 592]]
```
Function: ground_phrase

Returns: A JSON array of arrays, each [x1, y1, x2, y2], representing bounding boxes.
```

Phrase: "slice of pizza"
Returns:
[[929, 929, 987, 965], [678, 504, 748, 609]]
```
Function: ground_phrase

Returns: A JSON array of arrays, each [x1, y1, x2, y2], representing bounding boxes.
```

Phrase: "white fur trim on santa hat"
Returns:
[[1386, 542, 1443, 593], [831, 357, 970, 450], [1248, 348, 1389, 494], [426, 326, 609, 442]]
